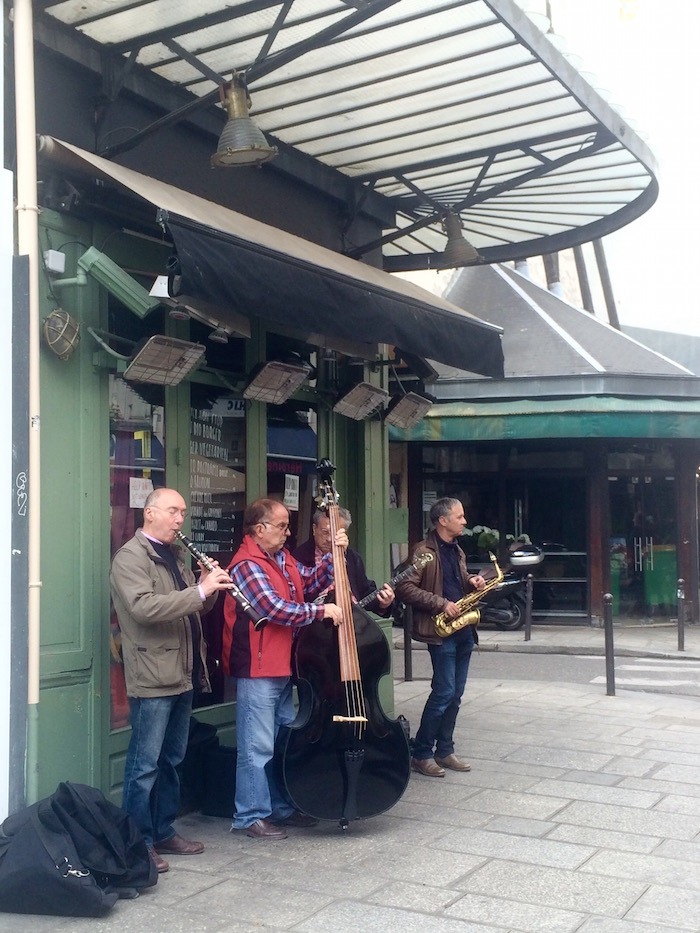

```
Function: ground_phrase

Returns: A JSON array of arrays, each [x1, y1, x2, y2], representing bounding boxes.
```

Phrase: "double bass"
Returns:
[[275, 460, 411, 828]]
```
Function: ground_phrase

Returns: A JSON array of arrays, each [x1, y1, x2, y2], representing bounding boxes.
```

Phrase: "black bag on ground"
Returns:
[[0, 781, 157, 916]]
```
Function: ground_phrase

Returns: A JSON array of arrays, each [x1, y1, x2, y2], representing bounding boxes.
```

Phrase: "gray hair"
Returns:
[[429, 497, 461, 527], [312, 507, 352, 528]]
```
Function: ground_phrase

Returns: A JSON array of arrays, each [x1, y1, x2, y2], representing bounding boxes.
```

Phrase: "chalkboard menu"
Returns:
[[189, 404, 245, 552]]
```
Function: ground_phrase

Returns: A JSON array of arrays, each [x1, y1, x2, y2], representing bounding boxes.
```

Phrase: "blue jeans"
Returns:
[[122, 691, 193, 847], [231, 676, 295, 828], [412, 626, 474, 760]]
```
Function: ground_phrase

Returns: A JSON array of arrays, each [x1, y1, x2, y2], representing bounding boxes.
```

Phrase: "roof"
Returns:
[[623, 327, 700, 377], [35, 0, 658, 271], [428, 263, 697, 398]]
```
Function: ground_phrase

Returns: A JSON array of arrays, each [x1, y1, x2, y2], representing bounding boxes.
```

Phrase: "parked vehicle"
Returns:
[[472, 544, 544, 630]]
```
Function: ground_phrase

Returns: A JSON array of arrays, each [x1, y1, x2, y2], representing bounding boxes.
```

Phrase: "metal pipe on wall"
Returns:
[[13, 0, 41, 803]]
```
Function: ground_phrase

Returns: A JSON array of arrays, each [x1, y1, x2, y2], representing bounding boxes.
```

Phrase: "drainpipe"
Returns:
[[13, 0, 41, 803]]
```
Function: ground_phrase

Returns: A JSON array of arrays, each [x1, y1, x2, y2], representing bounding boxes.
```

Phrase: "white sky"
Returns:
[[549, 0, 700, 335], [402, 1, 700, 336]]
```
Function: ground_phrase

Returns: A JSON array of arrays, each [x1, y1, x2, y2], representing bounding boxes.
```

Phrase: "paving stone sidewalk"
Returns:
[[2, 624, 700, 932]]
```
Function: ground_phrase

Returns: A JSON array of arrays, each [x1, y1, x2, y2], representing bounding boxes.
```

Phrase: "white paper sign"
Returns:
[[129, 477, 154, 508], [283, 474, 300, 511]]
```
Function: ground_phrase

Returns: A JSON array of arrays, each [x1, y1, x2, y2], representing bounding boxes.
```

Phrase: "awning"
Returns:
[[389, 396, 700, 443], [38, 137, 504, 377]]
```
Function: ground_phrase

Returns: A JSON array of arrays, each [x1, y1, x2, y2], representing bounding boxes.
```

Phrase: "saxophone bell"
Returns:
[[434, 608, 481, 638], [432, 552, 503, 638]]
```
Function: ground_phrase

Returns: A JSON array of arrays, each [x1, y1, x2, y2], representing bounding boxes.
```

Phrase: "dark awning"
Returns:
[[38, 137, 504, 377]]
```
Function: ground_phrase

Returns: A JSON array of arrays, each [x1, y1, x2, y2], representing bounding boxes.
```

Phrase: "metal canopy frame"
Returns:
[[34, 0, 658, 271]]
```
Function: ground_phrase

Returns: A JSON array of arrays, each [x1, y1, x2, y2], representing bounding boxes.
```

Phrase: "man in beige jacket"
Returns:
[[110, 487, 233, 873]]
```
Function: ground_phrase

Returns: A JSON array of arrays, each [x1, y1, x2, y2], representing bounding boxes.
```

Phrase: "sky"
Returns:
[[404, 1, 700, 337], [548, 0, 700, 336]]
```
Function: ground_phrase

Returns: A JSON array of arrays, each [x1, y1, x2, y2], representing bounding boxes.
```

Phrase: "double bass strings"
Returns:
[[329, 503, 367, 740]]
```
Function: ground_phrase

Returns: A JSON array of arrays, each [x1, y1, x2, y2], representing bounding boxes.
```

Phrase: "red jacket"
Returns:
[[222, 536, 306, 678]]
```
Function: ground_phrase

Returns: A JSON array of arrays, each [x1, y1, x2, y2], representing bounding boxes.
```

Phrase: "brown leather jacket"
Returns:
[[395, 530, 478, 646]]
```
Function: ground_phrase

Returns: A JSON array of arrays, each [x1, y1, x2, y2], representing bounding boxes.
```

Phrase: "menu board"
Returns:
[[189, 405, 245, 552]]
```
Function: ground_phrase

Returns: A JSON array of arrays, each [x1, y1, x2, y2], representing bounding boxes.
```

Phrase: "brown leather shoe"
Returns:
[[147, 845, 169, 873], [154, 832, 204, 855], [411, 757, 445, 777], [435, 753, 471, 772], [273, 810, 319, 828], [245, 818, 288, 840]]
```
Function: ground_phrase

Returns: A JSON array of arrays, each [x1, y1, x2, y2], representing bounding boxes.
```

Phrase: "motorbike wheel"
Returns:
[[494, 594, 526, 631]]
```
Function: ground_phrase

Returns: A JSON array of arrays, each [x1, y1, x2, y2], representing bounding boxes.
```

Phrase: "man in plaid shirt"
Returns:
[[222, 498, 347, 839]]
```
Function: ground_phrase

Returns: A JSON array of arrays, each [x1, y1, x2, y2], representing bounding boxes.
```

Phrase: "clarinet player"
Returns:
[[110, 487, 235, 873], [395, 498, 485, 777]]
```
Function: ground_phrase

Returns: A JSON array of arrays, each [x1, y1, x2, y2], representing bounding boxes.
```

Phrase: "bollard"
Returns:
[[524, 573, 533, 642], [603, 592, 615, 696], [677, 578, 685, 652]]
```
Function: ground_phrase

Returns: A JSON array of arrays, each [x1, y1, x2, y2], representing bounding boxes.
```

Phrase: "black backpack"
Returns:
[[0, 781, 157, 916]]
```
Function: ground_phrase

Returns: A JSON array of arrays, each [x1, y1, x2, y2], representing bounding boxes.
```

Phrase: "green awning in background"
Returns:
[[389, 396, 700, 442]]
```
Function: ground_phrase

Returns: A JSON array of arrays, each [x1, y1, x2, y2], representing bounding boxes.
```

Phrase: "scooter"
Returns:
[[472, 544, 544, 631]]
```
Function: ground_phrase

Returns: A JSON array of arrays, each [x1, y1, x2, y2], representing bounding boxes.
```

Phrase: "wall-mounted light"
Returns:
[[243, 360, 311, 404], [208, 326, 230, 344], [42, 308, 80, 360], [212, 72, 278, 167], [384, 392, 433, 430], [333, 382, 389, 420], [123, 335, 206, 386]]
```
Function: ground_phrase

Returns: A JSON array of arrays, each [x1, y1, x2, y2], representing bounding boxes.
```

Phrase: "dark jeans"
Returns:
[[412, 626, 474, 760], [122, 691, 193, 846]]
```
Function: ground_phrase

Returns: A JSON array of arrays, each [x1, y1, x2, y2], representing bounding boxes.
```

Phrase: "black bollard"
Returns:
[[524, 573, 534, 642], [677, 579, 685, 652], [603, 592, 615, 696]]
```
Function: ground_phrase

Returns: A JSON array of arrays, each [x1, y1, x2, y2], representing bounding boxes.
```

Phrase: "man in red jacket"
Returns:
[[223, 498, 347, 839]]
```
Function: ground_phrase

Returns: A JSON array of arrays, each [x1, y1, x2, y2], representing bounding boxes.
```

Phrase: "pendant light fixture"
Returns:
[[211, 72, 278, 168]]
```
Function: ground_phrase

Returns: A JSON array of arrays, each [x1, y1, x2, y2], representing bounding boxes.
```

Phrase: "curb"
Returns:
[[394, 639, 700, 662]]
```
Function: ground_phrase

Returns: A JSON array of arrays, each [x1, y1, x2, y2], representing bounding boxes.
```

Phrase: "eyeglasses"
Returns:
[[148, 505, 188, 519], [260, 520, 290, 532]]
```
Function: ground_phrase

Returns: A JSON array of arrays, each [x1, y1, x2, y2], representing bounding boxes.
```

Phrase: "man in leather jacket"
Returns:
[[110, 487, 234, 872], [395, 497, 485, 778]]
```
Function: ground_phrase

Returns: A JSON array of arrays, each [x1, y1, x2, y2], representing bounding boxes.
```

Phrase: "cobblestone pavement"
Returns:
[[2, 623, 700, 932]]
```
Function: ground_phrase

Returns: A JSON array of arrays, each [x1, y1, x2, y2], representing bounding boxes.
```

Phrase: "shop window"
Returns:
[[266, 409, 318, 552], [607, 444, 675, 472], [109, 375, 165, 730], [188, 391, 247, 708]]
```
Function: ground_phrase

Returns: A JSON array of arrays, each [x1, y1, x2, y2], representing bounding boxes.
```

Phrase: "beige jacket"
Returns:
[[110, 530, 215, 698]]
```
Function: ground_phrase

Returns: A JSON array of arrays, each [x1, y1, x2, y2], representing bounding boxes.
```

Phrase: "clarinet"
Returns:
[[174, 531, 269, 631]]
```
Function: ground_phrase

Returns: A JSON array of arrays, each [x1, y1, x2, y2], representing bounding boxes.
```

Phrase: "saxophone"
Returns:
[[433, 552, 504, 637]]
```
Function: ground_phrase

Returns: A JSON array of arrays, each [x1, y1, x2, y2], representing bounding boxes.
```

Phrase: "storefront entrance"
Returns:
[[608, 473, 677, 620]]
